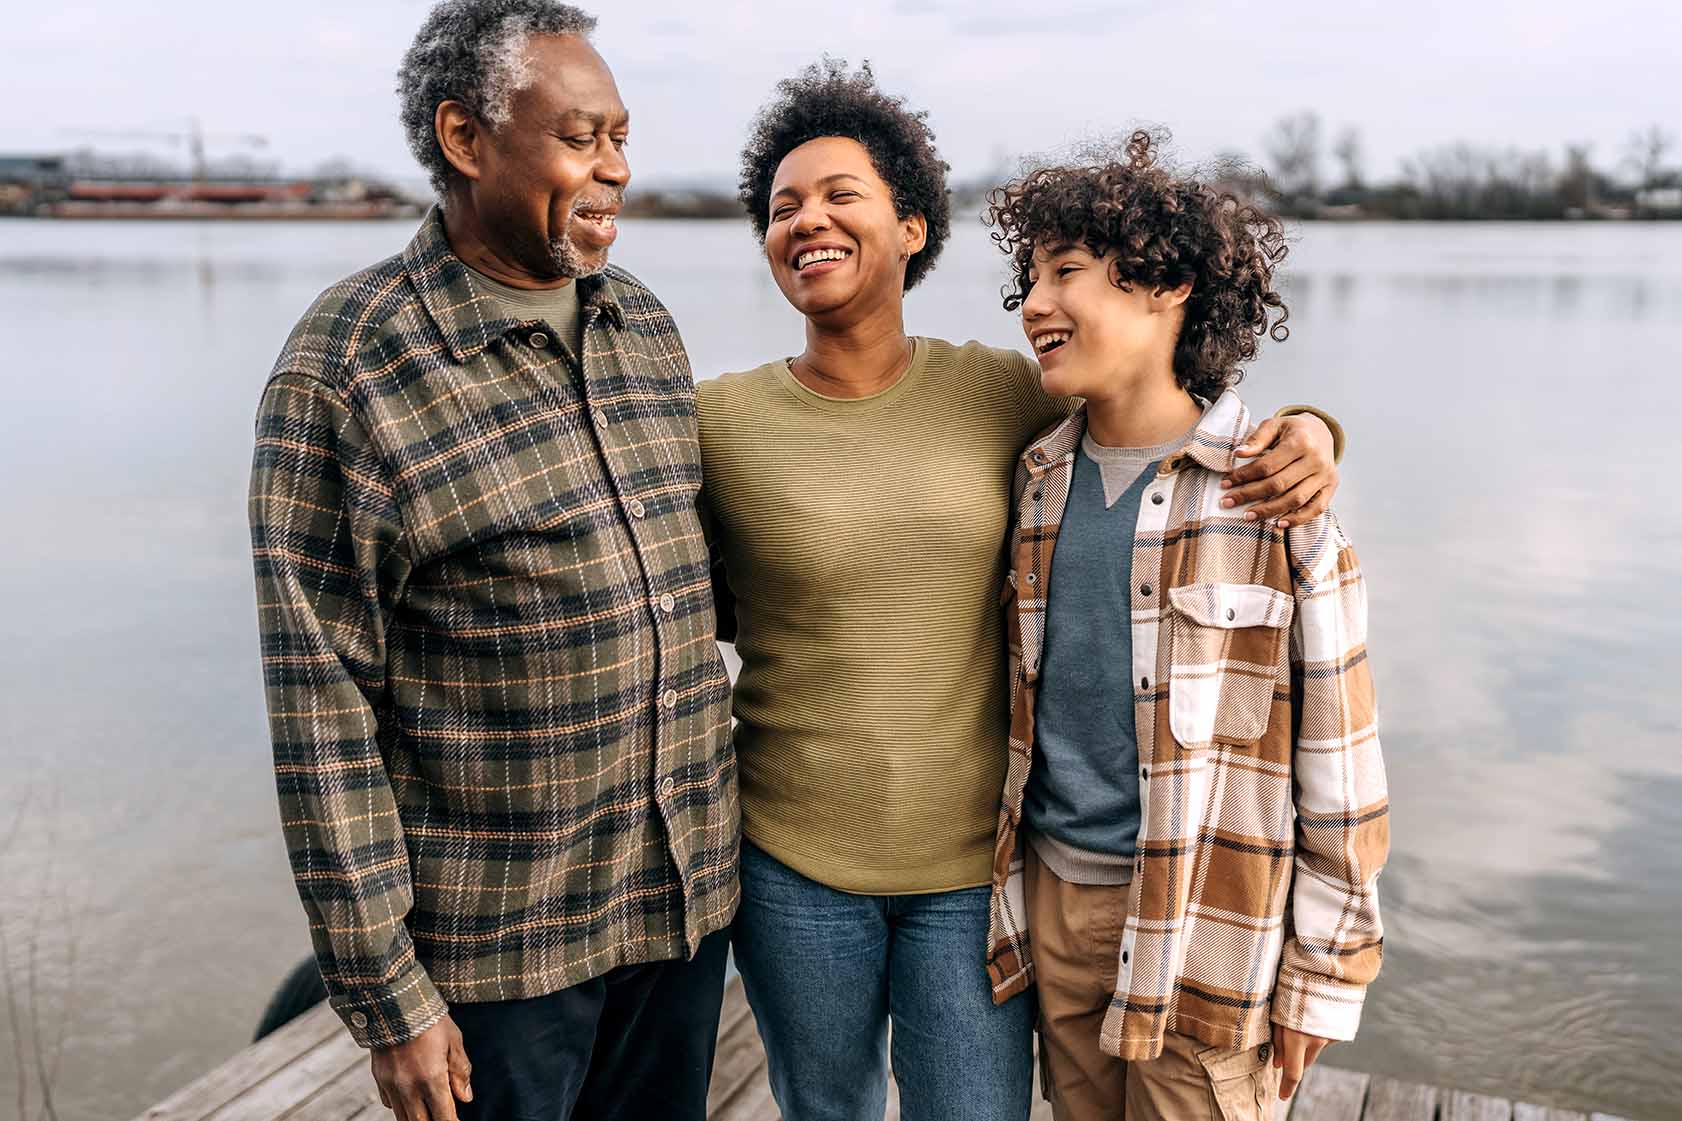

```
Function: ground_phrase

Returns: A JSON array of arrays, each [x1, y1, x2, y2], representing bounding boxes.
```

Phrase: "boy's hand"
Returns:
[[371, 1014, 473, 1121], [1220, 413, 1338, 527], [1270, 1023, 1332, 1100]]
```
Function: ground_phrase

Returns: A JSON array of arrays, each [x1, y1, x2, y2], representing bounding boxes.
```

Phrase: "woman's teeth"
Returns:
[[796, 248, 851, 270]]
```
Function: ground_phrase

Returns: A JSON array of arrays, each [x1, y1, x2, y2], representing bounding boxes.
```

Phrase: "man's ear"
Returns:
[[435, 101, 485, 183]]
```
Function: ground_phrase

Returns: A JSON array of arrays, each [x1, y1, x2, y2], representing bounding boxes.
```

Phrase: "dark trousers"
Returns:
[[452, 928, 731, 1121]]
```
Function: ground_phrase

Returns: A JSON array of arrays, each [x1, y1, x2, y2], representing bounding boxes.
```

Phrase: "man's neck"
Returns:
[[790, 305, 914, 399], [441, 196, 573, 291], [1084, 363, 1203, 448]]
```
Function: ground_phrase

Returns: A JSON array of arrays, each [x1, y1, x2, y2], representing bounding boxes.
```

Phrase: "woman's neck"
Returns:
[[1084, 361, 1204, 448], [790, 307, 913, 399]]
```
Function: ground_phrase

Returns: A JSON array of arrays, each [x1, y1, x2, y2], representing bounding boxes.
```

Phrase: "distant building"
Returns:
[[0, 154, 69, 214]]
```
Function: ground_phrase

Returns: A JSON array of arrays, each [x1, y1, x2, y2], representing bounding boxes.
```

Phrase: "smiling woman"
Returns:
[[697, 59, 1343, 1121]]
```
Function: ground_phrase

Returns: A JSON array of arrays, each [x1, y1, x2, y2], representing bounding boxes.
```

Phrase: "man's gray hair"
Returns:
[[397, 0, 597, 197]]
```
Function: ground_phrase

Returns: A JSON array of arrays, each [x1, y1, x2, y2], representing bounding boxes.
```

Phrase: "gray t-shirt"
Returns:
[[1024, 427, 1188, 885], [465, 266, 583, 360]]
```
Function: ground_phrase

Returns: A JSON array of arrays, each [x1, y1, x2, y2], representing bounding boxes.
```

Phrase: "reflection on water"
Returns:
[[1, 219, 1679, 1120]]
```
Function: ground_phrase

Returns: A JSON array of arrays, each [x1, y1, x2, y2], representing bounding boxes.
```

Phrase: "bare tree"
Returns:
[[1623, 125, 1675, 188], [1333, 127, 1365, 191], [1263, 111, 1323, 202], [1559, 142, 1596, 210]]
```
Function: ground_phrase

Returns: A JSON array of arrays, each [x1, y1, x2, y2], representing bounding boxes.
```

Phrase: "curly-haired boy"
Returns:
[[981, 132, 1389, 1121]]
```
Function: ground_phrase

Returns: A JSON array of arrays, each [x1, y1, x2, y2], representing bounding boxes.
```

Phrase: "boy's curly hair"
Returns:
[[983, 130, 1289, 401], [738, 58, 951, 291]]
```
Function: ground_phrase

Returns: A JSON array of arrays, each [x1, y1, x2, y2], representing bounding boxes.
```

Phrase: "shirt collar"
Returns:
[[1018, 389, 1254, 475], [402, 206, 624, 364]]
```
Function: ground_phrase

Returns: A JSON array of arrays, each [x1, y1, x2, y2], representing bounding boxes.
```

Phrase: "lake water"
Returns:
[[1, 217, 1678, 1121]]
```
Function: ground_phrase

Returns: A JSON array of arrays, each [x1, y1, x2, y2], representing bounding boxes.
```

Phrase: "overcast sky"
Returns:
[[5, 0, 1677, 190]]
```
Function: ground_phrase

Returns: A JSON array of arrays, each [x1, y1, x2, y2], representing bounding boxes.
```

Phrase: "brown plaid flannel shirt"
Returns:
[[249, 211, 736, 1048], [987, 391, 1388, 1059]]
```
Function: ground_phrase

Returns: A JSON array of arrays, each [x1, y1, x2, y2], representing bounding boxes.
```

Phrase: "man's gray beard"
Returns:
[[547, 216, 607, 278]]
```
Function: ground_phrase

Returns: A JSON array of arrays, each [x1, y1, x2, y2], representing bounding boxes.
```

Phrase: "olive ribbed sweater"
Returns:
[[697, 337, 1070, 894]]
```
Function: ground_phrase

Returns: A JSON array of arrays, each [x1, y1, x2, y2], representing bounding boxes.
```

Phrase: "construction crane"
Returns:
[[61, 118, 269, 181]]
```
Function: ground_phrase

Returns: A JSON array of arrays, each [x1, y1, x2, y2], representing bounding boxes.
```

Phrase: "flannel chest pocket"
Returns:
[[1167, 582, 1293, 748]]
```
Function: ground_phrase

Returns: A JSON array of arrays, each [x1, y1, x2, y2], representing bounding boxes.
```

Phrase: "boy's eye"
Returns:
[[1057, 265, 1080, 278]]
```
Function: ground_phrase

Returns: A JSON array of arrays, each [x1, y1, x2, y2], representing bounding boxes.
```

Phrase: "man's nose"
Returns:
[[597, 144, 630, 188], [1021, 279, 1053, 321]]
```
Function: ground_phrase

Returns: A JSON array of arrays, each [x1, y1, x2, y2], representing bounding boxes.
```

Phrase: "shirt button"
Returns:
[[1032, 450, 1047, 464], [1150, 492, 1165, 506], [1025, 573, 1037, 585], [662, 688, 678, 710], [349, 1011, 369, 1030], [1140, 675, 1150, 690], [1226, 607, 1236, 621], [659, 593, 676, 613], [528, 331, 549, 349], [1140, 767, 1149, 781], [661, 776, 676, 797], [1139, 584, 1152, 597], [593, 408, 609, 429], [1032, 489, 1043, 501], [1121, 950, 1129, 964], [628, 499, 646, 518]]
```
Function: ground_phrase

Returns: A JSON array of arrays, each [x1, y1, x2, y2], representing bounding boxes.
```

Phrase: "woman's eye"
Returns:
[[772, 207, 795, 221], [831, 191, 858, 201], [1057, 265, 1080, 278]]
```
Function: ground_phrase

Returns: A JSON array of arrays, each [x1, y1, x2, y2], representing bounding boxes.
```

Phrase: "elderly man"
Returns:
[[248, 3, 735, 1119]]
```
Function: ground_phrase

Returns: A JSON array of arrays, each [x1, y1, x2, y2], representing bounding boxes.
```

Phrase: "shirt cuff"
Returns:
[[1275, 404, 1345, 464], [1270, 964, 1366, 1042], [329, 957, 450, 1049]]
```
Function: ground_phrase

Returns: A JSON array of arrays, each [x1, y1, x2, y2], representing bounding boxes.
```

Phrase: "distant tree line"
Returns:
[[1214, 112, 1680, 220]]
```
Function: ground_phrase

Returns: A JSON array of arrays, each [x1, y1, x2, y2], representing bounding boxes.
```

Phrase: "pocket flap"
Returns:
[[1168, 582, 1293, 629]]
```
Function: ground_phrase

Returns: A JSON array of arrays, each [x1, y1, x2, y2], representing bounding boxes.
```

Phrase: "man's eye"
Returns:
[[567, 136, 594, 148], [612, 137, 628, 150]]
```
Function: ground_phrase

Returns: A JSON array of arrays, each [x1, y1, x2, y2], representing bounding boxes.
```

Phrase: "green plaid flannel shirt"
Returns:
[[249, 211, 737, 1048]]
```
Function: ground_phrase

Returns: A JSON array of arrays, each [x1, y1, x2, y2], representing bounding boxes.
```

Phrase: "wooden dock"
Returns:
[[134, 977, 1642, 1121]]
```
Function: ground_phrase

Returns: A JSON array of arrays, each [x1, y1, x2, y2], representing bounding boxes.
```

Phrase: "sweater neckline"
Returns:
[[773, 337, 930, 415]]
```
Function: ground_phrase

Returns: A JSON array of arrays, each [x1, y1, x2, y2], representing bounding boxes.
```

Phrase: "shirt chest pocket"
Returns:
[[1166, 582, 1293, 748]]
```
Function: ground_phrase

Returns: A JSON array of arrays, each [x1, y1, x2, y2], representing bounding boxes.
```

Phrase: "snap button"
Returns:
[[1032, 489, 1043, 501], [628, 499, 646, 518], [1258, 1043, 1272, 1062], [1139, 584, 1152, 597], [349, 1011, 369, 1030], [527, 331, 549, 349], [1025, 573, 1036, 585], [1032, 450, 1046, 463], [1150, 492, 1164, 506]]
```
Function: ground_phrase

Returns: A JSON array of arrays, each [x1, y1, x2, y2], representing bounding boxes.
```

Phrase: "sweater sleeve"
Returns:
[[249, 373, 448, 1048], [1271, 511, 1388, 1041]]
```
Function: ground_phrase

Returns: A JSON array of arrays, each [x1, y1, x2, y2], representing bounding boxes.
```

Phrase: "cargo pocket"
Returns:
[[1195, 1042, 1274, 1121], [1167, 583, 1292, 749]]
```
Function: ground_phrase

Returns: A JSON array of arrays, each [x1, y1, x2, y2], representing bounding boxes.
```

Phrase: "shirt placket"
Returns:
[[1115, 455, 1180, 1030], [570, 304, 697, 941]]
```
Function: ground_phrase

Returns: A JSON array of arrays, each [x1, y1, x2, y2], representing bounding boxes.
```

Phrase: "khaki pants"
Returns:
[[1025, 845, 1280, 1121]]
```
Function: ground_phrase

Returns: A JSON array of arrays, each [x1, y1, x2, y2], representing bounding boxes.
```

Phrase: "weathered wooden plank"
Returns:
[[1287, 1064, 1370, 1121], [1364, 1075, 1440, 1121], [1513, 1104, 1587, 1121], [1443, 1089, 1513, 1121], [135, 1002, 344, 1121], [203, 1023, 365, 1121], [709, 1072, 778, 1121], [283, 1059, 381, 1121]]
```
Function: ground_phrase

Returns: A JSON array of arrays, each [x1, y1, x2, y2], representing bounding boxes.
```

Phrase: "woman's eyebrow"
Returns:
[[771, 173, 871, 201]]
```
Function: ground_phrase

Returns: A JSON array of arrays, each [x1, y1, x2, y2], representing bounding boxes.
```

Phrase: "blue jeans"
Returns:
[[732, 840, 1035, 1121]]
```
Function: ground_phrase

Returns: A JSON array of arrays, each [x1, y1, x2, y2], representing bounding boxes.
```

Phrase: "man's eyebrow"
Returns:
[[553, 109, 630, 130], [771, 172, 870, 200]]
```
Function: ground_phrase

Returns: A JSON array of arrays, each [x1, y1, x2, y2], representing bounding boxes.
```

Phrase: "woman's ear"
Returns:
[[901, 213, 928, 261]]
